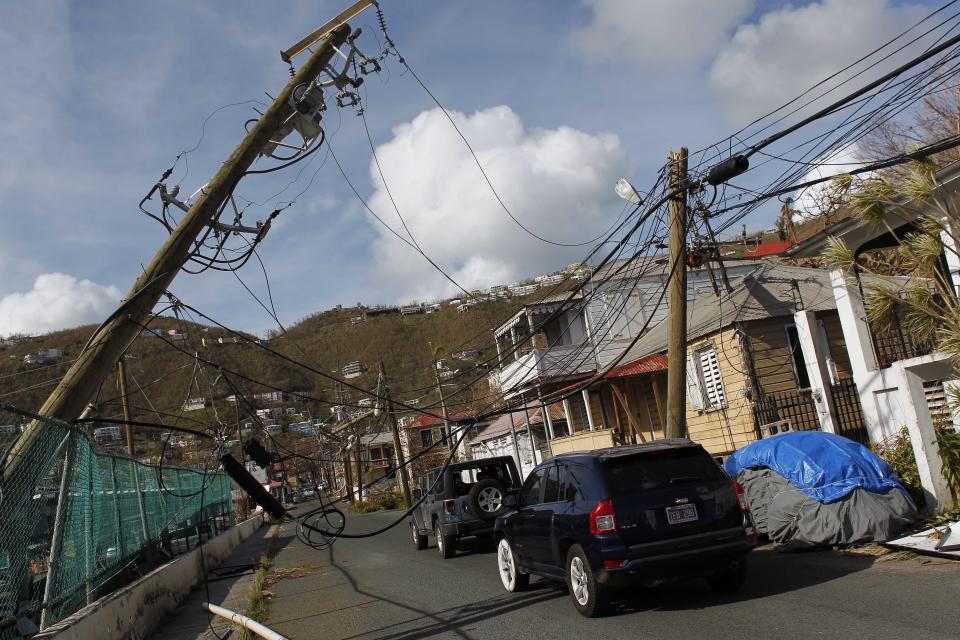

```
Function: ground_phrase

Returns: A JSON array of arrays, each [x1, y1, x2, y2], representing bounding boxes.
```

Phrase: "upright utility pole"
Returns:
[[666, 147, 689, 439], [2, 25, 352, 485], [434, 361, 452, 451], [117, 357, 133, 455], [379, 362, 412, 507]]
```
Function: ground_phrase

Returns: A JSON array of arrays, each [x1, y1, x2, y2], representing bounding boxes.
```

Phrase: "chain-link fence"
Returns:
[[0, 419, 233, 637]]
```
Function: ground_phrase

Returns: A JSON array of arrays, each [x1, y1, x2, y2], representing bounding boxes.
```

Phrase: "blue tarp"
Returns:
[[723, 431, 912, 504]]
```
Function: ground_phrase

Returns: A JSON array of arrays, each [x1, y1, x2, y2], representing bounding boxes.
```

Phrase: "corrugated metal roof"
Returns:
[[606, 353, 668, 377], [742, 241, 795, 258], [617, 263, 915, 365]]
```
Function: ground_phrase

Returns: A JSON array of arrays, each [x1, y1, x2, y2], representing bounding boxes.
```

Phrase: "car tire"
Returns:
[[566, 544, 609, 618], [496, 537, 529, 592], [467, 479, 509, 521], [412, 521, 428, 551], [435, 521, 456, 559], [706, 557, 748, 592]]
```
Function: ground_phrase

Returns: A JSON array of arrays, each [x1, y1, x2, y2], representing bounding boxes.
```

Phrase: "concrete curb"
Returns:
[[35, 514, 266, 640]]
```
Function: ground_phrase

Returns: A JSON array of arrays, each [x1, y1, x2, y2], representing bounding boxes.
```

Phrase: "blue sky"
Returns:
[[0, 0, 944, 335]]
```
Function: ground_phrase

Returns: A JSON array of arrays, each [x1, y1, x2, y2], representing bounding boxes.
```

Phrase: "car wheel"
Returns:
[[467, 479, 509, 521], [411, 521, 428, 551], [566, 545, 609, 618], [496, 538, 529, 592], [706, 557, 747, 592], [435, 521, 456, 559]]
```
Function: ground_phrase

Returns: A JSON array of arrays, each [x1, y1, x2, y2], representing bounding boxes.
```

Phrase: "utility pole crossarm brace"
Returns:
[[281, 0, 377, 62]]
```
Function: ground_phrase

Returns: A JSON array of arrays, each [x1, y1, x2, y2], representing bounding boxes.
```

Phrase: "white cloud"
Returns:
[[364, 106, 630, 302], [0, 273, 120, 336], [790, 145, 863, 220], [709, 0, 927, 123], [573, 0, 753, 68]]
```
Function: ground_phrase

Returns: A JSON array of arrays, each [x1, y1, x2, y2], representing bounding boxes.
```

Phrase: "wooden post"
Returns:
[[233, 398, 249, 521], [505, 402, 524, 477], [434, 361, 453, 451], [381, 362, 413, 508], [666, 147, 689, 439], [3, 25, 352, 484], [342, 448, 354, 503], [353, 446, 364, 502], [117, 356, 133, 455]]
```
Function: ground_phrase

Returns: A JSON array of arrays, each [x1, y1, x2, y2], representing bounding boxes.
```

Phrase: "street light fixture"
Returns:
[[615, 178, 643, 205]]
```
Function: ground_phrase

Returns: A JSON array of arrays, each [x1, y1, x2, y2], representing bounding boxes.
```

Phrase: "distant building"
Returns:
[[94, 426, 124, 443], [182, 397, 207, 412], [400, 305, 424, 316], [255, 391, 286, 404], [23, 348, 64, 365], [342, 361, 367, 379], [508, 283, 539, 296]]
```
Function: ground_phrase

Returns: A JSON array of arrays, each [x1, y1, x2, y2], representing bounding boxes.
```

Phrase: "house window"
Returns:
[[420, 429, 434, 448], [785, 325, 811, 390], [687, 346, 727, 410]]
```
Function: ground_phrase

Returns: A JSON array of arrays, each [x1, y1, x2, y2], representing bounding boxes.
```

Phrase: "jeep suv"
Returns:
[[494, 440, 756, 617], [410, 456, 521, 559]]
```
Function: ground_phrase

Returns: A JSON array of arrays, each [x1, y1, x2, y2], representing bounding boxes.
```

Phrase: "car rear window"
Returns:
[[602, 448, 728, 497]]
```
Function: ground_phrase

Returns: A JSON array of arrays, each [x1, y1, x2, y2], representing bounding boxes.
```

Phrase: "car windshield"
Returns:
[[602, 448, 727, 497]]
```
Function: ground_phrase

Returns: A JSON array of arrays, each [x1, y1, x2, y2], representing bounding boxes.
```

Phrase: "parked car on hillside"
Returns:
[[410, 456, 522, 559], [493, 440, 757, 617]]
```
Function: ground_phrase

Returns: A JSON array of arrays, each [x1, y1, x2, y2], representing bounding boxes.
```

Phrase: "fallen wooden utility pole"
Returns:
[[2, 24, 352, 484], [665, 147, 689, 439]]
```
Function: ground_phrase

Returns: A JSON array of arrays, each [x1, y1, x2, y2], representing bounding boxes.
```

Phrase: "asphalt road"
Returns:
[[262, 507, 958, 640]]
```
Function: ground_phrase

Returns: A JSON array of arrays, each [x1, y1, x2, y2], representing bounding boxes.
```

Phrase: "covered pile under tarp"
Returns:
[[724, 432, 917, 547]]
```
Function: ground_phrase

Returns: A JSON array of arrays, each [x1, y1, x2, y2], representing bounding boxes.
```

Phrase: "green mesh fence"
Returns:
[[0, 420, 233, 637]]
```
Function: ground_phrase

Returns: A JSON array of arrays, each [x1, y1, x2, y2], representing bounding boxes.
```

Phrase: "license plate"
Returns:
[[666, 504, 698, 524]]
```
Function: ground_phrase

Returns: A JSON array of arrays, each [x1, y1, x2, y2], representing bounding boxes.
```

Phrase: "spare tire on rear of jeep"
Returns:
[[467, 479, 509, 521]]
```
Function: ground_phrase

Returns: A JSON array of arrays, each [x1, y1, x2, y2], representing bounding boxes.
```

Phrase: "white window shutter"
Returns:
[[686, 354, 705, 410], [698, 348, 726, 408]]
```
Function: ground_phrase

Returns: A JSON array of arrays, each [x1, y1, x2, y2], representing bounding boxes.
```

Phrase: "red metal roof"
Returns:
[[742, 241, 795, 258], [606, 353, 669, 377]]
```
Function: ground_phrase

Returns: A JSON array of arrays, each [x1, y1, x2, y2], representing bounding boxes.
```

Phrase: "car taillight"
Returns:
[[589, 499, 617, 535], [733, 481, 749, 512], [443, 499, 456, 513]]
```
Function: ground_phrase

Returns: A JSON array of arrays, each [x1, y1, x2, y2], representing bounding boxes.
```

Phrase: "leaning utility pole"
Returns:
[[666, 148, 689, 439], [117, 357, 133, 455], [379, 362, 412, 507], [2, 25, 352, 484]]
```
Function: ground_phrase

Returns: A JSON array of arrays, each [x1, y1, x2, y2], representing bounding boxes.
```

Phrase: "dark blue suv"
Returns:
[[493, 440, 756, 617]]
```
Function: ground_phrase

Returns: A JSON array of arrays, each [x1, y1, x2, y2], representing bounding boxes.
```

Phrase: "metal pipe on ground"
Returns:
[[203, 602, 289, 640]]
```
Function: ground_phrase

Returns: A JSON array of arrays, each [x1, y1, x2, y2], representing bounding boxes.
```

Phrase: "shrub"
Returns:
[[353, 490, 405, 513], [872, 428, 925, 507]]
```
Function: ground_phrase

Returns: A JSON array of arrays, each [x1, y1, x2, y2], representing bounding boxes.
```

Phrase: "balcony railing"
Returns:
[[871, 312, 936, 368], [492, 343, 596, 394]]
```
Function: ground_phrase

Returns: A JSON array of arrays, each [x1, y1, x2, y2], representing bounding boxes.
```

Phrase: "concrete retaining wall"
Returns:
[[35, 514, 265, 640]]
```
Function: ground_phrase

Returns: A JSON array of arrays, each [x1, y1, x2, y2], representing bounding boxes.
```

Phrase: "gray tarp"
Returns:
[[737, 468, 917, 548]]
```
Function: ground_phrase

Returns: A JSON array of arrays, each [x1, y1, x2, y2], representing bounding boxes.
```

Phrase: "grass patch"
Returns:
[[238, 526, 282, 640]]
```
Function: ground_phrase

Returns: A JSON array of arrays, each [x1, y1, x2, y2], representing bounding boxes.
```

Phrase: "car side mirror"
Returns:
[[412, 488, 423, 500], [502, 493, 518, 508]]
